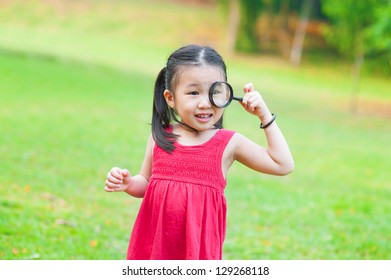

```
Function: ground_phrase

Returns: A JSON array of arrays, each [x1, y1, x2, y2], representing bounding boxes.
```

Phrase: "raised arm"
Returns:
[[233, 83, 294, 175]]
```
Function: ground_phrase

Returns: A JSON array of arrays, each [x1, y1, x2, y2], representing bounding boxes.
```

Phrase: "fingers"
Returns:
[[105, 167, 128, 192], [121, 169, 129, 177], [104, 185, 114, 192], [105, 178, 122, 190], [108, 167, 123, 181], [240, 83, 271, 119], [244, 83, 254, 93], [242, 91, 262, 112], [241, 83, 268, 114]]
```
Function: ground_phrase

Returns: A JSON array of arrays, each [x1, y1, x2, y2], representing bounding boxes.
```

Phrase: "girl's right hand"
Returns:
[[104, 167, 132, 192]]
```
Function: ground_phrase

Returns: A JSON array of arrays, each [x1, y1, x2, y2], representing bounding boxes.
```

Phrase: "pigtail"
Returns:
[[214, 117, 223, 129], [151, 67, 177, 153]]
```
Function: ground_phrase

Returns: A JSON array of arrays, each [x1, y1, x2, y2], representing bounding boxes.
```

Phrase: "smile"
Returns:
[[195, 113, 213, 122], [195, 114, 212, 118]]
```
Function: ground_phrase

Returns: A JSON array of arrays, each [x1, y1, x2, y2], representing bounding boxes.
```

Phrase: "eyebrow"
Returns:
[[184, 83, 201, 88]]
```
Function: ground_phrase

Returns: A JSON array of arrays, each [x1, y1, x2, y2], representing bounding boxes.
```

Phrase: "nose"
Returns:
[[198, 94, 212, 108]]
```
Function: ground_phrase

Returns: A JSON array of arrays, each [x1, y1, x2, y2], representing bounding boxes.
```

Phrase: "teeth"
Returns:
[[196, 114, 211, 118]]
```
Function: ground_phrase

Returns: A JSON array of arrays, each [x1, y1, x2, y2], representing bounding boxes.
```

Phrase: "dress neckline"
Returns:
[[176, 129, 221, 148], [168, 125, 222, 149]]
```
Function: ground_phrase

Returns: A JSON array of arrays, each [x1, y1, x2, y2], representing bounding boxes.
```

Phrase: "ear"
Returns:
[[164, 90, 175, 108]]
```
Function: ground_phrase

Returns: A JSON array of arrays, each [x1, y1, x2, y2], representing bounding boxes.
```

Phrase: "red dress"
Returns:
[[127, 129, 236, 260]]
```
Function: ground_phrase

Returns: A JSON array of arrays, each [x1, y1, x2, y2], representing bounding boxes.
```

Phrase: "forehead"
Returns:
[[175, 65, 225, 88]]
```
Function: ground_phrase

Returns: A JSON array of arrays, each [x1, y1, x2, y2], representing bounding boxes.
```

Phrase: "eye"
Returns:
[[188, 91, 199, 96]]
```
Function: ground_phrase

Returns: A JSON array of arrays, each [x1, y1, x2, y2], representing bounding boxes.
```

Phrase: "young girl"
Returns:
[[104, 44, 294, 260]]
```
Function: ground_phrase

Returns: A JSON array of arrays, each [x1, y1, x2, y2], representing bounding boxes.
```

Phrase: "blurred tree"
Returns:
[[225, 0, 241, 54], [366, 3, 391, 75], [220, 0, 263, 53], [289, 0, 314, 65], [220, 0, 325, 57], [322, 0, 391, 112], [275, 0, 295, 55], [235, 0, 263, 52]]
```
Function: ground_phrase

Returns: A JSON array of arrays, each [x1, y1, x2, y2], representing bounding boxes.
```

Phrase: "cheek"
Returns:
[[213, 109, 224, 121], [179, 97, 198, 109], [216, 108, 224, 115], [173, 97, 194, 114]]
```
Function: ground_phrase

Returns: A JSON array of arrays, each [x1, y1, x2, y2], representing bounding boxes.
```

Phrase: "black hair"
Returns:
[[152, 44, 228, 153]]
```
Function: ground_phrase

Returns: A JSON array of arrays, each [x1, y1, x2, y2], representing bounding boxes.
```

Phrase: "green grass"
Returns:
[[1, 0, 390, 260], [0, 53, 150, 259]]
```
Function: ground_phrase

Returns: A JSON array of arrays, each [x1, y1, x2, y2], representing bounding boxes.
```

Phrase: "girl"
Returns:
[[104, 44, 294, 260]]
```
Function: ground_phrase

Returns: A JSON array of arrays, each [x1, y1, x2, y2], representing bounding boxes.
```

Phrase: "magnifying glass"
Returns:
[[209, 81, 243, 108]]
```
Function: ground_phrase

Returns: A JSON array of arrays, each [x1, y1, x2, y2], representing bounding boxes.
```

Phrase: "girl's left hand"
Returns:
[[240, 83, 271, 120]]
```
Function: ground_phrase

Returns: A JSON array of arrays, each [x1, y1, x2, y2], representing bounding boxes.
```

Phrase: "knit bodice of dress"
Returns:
[[150, 129, 233, 192]]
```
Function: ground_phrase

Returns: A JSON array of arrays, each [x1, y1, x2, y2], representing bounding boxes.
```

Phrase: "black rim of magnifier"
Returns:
[[209, 82, 243, 108], [209, 81, 234, 108]]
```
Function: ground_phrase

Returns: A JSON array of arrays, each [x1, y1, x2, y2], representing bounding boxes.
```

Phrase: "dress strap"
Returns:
[[214, 129, 236, 144]]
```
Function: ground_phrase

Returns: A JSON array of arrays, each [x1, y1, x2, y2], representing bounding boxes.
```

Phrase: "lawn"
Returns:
[[0, 0, 390, 260]]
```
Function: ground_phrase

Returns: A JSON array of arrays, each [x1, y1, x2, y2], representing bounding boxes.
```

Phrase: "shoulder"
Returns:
[[219, 129, 239, 159], [147, 133, 155, 147], [221, 130, 244, 145], [147, 133, 155, 142], [227, 132, 265, 161], [146, 134, 156, 155]]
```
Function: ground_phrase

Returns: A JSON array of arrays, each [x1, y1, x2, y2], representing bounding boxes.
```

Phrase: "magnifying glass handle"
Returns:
[[233, 96, 243, 102]]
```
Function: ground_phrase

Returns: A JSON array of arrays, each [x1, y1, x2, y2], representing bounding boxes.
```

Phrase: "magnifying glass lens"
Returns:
[[211, 82, 232, 108]]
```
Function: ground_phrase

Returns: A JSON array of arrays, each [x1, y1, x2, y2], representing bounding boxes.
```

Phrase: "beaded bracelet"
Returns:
[[260, 113, 276, 129]]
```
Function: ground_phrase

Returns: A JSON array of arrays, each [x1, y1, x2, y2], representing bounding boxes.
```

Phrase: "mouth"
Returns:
[[195, 113, 213, 122]]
